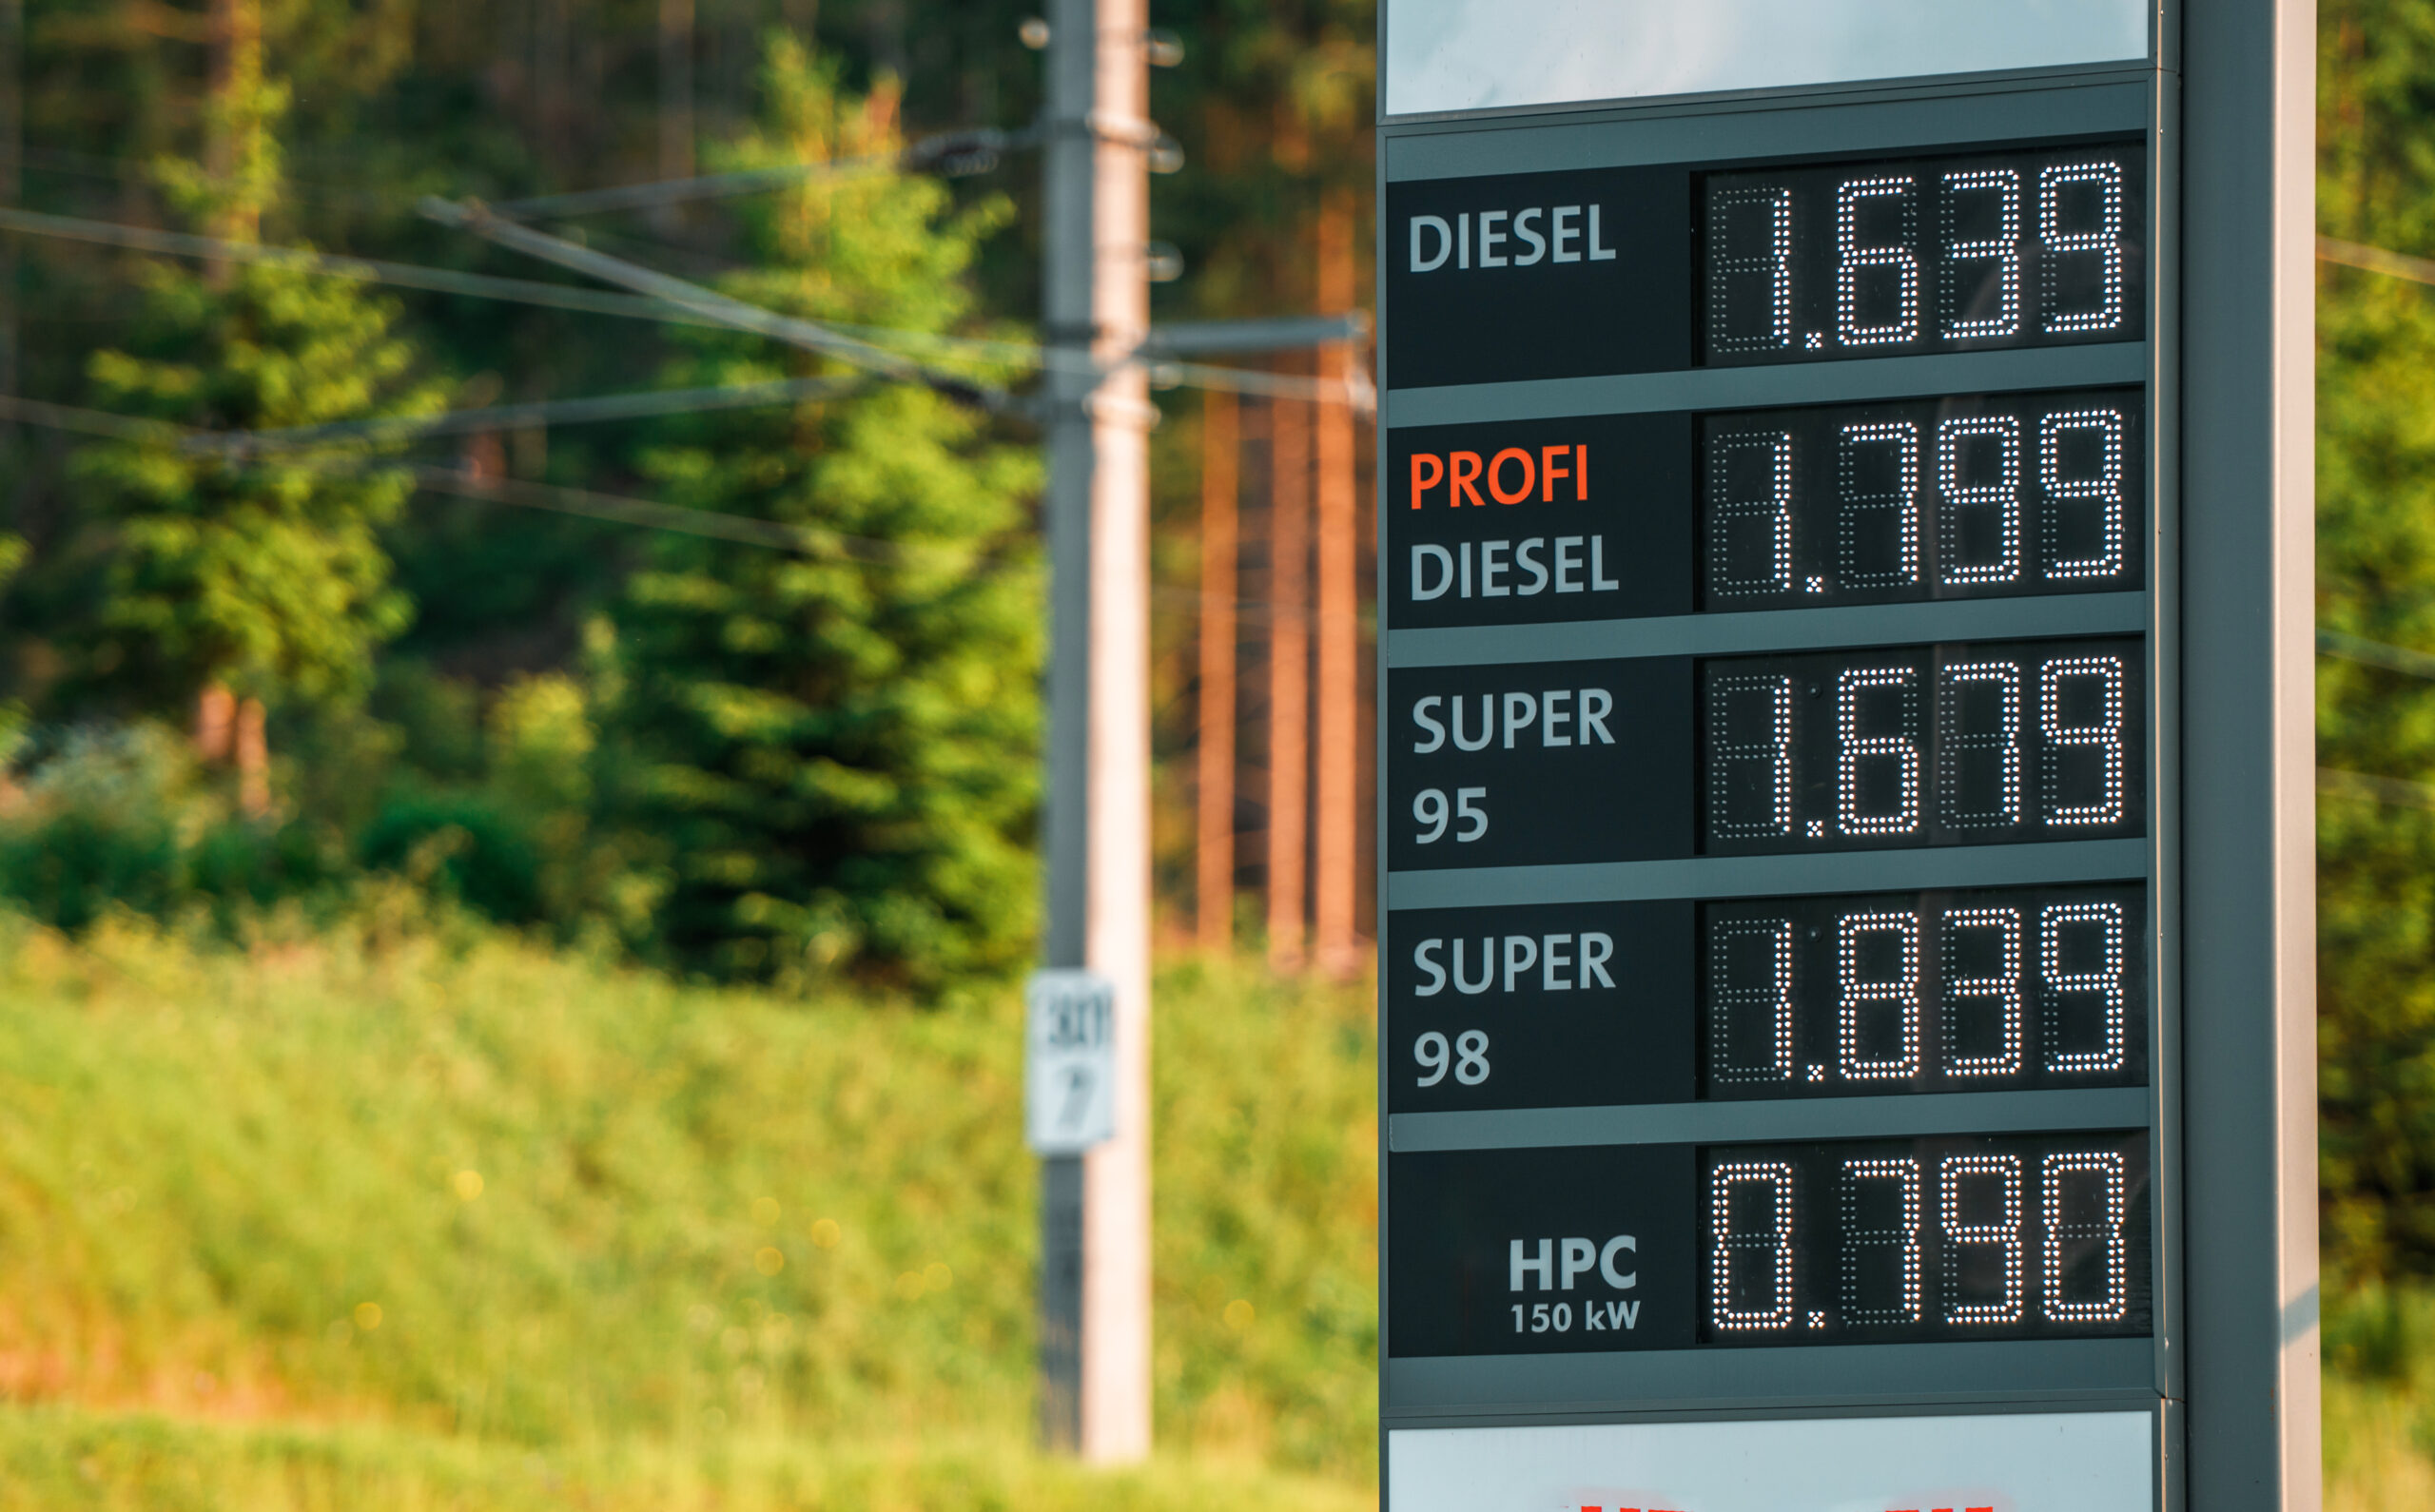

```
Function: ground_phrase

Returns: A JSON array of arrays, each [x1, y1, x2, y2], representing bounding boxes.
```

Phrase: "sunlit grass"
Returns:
[[0, 904, 1375, 1497]]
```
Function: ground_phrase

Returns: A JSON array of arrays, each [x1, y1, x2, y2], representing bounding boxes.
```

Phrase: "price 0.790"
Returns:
[[1702, 637, 2146, 854], [1704, 1132, 2152, 1346]]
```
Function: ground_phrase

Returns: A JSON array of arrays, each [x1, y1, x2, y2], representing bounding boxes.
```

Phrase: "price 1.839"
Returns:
[[1704, 883, 2148, 1099]]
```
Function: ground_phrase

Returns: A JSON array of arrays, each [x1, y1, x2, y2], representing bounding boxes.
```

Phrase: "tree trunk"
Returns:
[[234, 696, 269, 818], [195, 684, 237, 764]]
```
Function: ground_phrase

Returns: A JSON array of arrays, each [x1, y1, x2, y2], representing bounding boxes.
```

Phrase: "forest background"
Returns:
[[0, 0, 2427, 1504]]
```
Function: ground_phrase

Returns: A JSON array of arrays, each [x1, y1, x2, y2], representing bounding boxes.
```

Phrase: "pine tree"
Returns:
[[610, 36, 1042, 997], [71, 0, 438, 812], [2314, 0, 2435, 1285]]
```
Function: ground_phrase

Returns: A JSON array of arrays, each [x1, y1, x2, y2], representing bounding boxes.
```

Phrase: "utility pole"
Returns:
[[1038, 0, 1153, 1464]]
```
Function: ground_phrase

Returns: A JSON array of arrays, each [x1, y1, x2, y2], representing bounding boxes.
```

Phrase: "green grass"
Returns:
[[0, 903, 1375, 1502]]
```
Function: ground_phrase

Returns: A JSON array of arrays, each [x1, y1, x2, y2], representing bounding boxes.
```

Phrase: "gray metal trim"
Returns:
[[1383, 1337, 2155, 1412], [1390, 1086, 2153, 1153], [1387, 837, 2149, 909], [1381, 66, 2149, 151], [1384, 1394, 2160, 1431], [1386, 341, 2147, 422], [1388, 592, 2149, 668], [2177, 0, 2320, 1504]]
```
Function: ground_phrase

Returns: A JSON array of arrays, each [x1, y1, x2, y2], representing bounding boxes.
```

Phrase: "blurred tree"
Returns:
[[609, 36, 1041, 996], [68, 0, 438, 811], [2315, 0, 2435, 1285]]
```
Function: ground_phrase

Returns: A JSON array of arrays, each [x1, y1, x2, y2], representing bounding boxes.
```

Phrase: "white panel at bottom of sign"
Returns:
[[1388, 1409, 2152, 1512]]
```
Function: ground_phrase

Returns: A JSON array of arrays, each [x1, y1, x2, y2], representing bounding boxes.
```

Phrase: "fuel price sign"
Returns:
[[1376, 2, 2316, 1508]]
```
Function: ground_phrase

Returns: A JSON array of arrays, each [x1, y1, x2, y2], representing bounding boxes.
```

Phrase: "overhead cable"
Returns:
[[491, 126, 1041, 220], [191, 372, 867, 457], [0, 204, 711, 325], [420, 196, 1021, 415]]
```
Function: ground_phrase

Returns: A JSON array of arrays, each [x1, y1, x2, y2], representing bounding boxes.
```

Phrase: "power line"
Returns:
[[2318, 627, 2435, 680], [194, 372, 867, 456], [0, 204, 712, 325], [491, 126, 1041, 220]]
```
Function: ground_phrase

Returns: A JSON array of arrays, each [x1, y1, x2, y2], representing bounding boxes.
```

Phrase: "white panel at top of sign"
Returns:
[[1387, 1410, 2152, 1512], [1383, 0, 2149, 117]]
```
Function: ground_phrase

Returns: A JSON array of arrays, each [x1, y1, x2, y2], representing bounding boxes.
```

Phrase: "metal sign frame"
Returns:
[[1372, 3, 2316, 1507]]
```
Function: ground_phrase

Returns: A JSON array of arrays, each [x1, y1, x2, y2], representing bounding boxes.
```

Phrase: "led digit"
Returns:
[[1835, 176, 1921, 347], [2039, 407, 2129, 581], [1941, 906, 2026, 1078], [2038, 160, 2128, 335], [1939, 660, 2025, 830], [1835, 421, 1923, 588], [1940, 168, 2024, 339], [2041, 901, 2130, 1074], [1939, 1154, 2026, 1326], [1708, 429, 1798, 598], [1936, 415, 2023, 585], [1837, 911, 1921, 1081], [1710, 1161, 1798, 1331], [2042, 1151, 2131, 1323], [1840, 1157, 1924, 1325], [1709, 673, 1797, 840], [1711, 916, 1797, 1084], [1710, 185, 1796, 355], [1835, 666, 1922, 837], [2039, 654, 2129, 827]]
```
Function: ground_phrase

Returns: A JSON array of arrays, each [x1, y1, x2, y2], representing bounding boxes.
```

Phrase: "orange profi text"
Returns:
[[1410, 444, 1588, 508]]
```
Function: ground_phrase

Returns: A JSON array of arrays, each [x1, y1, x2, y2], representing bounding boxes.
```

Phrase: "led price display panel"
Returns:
[[1704, 883, 2149, 1099], [1702, 637, 2147, 854], [1701, 389, 2146, 610], [1703, 142, 2147, 365], [1703, 1132, 2153, 1347], [1387, 1132, 2152, 1356]]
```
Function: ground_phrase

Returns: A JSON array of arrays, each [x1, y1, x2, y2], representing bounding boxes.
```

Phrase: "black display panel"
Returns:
[[1387, 901, 1697, 1115], [1701, 1132, 2152, 1346], [1388, 658, 1694, 872], [1702, 142, 2146, 366], [1701, 637, 2147, 855], [1701, 389, 2147, 610], [1387, 1131, 2151, 1357], [1702, 883, 2149, 1099], [1387, 414, 1694, 629], [1384, 165, 1691, 389], [1389, 1143, 1700, 1357]]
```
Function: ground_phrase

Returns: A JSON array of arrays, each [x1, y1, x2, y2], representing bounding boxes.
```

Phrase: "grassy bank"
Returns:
[[0, 905, 1374, 1500]]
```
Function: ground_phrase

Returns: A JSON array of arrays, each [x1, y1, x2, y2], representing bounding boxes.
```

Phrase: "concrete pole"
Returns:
[[1039, 0, 1153, 1464]]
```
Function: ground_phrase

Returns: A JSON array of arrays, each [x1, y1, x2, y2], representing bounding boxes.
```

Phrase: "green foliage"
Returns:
[[610, 41, 1042, 996], [0, 917, 1374, 1485], [0, 723, 342, 933], [69, 68, 439, 714], [2317, 0, 2435, 1284]]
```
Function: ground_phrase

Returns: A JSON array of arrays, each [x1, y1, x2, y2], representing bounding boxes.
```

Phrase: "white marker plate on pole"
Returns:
[[1026, 969, 1117, 1154]]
